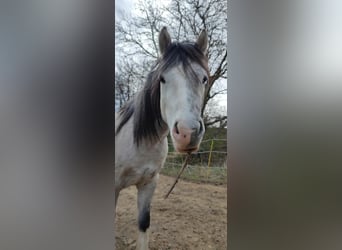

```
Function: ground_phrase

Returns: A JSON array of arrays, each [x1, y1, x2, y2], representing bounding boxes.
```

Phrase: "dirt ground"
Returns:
[[115, 175, 227, 250]]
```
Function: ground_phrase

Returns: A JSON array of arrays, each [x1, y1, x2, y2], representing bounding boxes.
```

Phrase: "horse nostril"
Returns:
[[174, 122, 179, 134]]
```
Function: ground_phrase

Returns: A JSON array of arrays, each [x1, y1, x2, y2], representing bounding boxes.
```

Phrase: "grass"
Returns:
[[161, 163, 227, 185]]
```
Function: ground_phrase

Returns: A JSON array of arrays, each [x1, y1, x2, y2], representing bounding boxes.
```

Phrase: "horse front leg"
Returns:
[[136, 177, 157, 250]]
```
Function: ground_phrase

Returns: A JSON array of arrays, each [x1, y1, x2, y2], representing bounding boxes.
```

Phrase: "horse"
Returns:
[[115, 27, 209, 250]]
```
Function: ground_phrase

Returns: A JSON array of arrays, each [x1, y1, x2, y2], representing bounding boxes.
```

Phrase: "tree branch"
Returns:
[[205, 115, 227, 127]]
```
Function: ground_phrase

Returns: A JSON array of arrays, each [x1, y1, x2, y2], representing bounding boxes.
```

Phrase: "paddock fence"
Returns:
[[161, 138, 227, 185]]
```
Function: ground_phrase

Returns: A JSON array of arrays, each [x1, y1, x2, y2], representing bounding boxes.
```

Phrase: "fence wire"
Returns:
[[161, 139, 227, 184]]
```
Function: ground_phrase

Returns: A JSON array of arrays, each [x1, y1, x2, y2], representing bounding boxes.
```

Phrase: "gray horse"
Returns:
[[115, 27, 208, 250]]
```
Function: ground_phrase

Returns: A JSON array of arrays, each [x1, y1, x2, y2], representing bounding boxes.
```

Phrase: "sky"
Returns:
[[115, 0, 134, 19]]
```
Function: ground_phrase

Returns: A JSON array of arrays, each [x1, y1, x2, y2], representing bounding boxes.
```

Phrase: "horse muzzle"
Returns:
[[171, 120, 204, 153]]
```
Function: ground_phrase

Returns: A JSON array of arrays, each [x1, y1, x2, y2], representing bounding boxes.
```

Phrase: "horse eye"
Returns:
[[202, 76, 208, 84], [160, 76, 166, 83]]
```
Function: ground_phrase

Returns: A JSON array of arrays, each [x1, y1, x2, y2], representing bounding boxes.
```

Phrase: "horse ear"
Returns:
[[196, 30, 208, 54], [159, 27, 171, 55]]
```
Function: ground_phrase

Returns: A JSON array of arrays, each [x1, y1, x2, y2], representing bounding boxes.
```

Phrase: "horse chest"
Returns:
[[116, 141, 168, 189], [116, 161, 162, 189]]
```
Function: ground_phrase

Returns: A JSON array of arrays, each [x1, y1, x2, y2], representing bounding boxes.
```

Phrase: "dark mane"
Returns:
[[115, 41, 208, 146]]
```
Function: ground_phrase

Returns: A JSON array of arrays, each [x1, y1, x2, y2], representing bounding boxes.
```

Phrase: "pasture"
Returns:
[[115, 175, 227, 250], [115, 127, 227, 249]]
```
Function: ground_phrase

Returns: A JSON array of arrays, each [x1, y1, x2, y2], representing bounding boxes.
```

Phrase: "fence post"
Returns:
[[206, 139, 214, 180]]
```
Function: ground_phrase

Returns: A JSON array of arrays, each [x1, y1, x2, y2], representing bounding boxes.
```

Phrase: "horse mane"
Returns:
[[115, 41, 208, 146]]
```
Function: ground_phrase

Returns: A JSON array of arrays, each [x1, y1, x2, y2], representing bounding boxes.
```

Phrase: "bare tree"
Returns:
[[115, 72, 132, 109], [203, 93, 227, 128], [114, 59, 142, 109], [115, 0, 227, 126]]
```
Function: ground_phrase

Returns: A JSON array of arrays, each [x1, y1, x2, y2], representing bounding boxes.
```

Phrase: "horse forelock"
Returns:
[[159, 42, 209, 82]]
